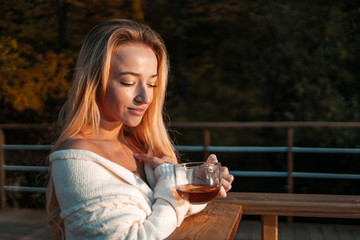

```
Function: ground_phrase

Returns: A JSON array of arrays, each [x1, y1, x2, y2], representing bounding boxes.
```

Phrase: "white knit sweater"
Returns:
[[50, 149, 206, 240]]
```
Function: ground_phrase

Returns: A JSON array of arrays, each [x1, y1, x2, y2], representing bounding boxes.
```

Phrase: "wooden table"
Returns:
[[168, 201, 243, 240], [217, 192, 360, 240]]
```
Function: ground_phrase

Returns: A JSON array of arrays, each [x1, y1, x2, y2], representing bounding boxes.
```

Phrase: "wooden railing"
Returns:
[[217, 192, 360, 240], [171, 121, 360, 194], [1, 122, 360, 209]]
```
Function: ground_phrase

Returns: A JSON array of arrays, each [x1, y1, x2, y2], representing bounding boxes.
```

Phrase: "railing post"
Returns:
[[203, 128, 211, 160], [261, 215, 278, 240], [287, 127, 294, 224], [0, 128, 6, 209], [287, 127, 294, 194]]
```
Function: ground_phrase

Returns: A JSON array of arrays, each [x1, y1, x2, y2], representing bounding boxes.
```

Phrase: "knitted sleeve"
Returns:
[[51, 158, 205, 240]]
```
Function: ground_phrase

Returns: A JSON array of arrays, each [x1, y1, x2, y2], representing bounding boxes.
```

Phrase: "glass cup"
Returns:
[[174, 162, 221, 204]]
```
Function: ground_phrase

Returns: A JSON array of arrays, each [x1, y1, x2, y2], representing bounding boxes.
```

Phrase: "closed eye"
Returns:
[[120, 82, 135, 86]]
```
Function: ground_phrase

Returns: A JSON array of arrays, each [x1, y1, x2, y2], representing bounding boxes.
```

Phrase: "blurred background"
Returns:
[[0, 0, 360, 219]]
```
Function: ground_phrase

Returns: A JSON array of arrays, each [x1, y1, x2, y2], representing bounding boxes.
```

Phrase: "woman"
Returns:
[[46, 19, 234, 240]]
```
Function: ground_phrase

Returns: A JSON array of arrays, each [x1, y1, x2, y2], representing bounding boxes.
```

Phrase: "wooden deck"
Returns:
[[235, 219, 360, 240], [0, 208, 50, 240], [0, 209, 360, 240]]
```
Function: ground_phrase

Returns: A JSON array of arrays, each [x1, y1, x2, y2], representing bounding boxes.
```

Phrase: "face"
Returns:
[[100, 43, 158, 127]]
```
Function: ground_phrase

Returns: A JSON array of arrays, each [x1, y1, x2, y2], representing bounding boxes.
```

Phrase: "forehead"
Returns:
[[112, 43, 156, 62], [109, 43, 158, 76]]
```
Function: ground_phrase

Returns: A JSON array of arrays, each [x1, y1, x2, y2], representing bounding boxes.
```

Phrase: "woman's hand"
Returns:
[[206, 154, 234, 198], [133, 153, 173, 170], [134, 153, 234, 198]]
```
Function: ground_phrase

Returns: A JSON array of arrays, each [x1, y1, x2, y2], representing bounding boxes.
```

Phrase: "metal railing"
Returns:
[[1, 122, 360, 208]]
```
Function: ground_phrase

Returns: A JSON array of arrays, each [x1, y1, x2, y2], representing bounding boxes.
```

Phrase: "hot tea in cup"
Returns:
[[174, 162, 221, 204]]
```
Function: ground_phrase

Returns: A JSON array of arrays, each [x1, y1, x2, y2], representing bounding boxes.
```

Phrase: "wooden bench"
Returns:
[[168, 201, 243, 240], [216, 192, 360, 240]]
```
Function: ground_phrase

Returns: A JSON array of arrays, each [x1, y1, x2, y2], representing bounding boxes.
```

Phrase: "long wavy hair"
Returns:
[[46, 19, 176, 239]]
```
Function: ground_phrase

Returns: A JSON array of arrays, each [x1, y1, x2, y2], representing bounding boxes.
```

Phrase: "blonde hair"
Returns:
[[46, 19, 176, 239]]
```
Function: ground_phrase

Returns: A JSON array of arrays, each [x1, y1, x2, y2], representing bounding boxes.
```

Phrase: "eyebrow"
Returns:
[[118, 72, 158, 78]]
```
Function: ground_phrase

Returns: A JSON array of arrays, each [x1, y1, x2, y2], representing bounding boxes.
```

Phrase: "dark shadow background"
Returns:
[[1, 0, 360, 224]]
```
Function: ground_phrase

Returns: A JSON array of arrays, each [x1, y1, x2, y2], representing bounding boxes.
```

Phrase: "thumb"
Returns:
[[206, 154, 218, 164]]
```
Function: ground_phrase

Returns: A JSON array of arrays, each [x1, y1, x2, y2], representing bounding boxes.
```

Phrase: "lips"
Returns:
[[128, 107, 147, 116]]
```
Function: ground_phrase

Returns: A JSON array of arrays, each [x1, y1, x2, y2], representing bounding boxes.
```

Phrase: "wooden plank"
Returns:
[[338, 229, 357, 240], [234, 219, 261, 240], [217, 192, 360, 219], [1, 208, 360, 240], [308, 224, 325, 240], [261, 215, 278, 240], [0, 208, 50, 240], [168, 202, 242, 240], [294, 224, 311, 240], [353, 229, 360, 240], [235, 220, 360, 240], [322, 225, 340, 240], [278, 222, 294, 240]]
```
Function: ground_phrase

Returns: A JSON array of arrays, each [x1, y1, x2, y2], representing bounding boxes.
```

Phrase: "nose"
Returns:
[[135, 84, 151, 104]]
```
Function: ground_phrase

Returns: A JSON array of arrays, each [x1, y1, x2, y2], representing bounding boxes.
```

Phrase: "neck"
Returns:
[[95, 119, 124, 141]]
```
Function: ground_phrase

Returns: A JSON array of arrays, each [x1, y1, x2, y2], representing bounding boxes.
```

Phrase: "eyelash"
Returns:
[[120, 82, 134, 86], [120, 82, 157, 88]]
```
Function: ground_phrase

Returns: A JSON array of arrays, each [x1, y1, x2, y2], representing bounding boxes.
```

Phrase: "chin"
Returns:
[[124, 119, 143, 128]]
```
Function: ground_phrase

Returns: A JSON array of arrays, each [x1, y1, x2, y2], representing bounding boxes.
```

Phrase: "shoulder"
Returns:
[[56, 137, 96, 151], [50, 137, 109, 166], [55, 136, 105, 156]]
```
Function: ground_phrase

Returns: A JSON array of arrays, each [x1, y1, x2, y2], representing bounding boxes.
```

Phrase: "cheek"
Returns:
[[150, 88, 156, 103], [149, 91, 155, 103], [104, 87, 118, 105], [105, 85, 130, 105]]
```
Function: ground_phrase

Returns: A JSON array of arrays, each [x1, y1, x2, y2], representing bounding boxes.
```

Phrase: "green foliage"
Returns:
[[161, 0, 360, 122], [0, 36, 70, 121], [0, 0, 147, 122], [0, 0, 359, 125]]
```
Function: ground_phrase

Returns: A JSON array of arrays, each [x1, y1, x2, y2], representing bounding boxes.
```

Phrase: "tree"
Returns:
[[0, 37, 70, 121], [0, 0, 148, 122]]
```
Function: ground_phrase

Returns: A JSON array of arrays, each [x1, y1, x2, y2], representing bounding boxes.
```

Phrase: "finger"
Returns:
[[221, 178, 232, 192], [216, 186, 227, 198], [221, 166, 229, 174], [222, 172, 234, 185], [133, 153, 151, 162], [133, 153, 173, 169], [206, 154, 218, 164], [133, 153, 159, 168]]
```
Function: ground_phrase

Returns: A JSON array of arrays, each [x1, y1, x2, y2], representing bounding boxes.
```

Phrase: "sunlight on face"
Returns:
[[100, 43, 158, 127]]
